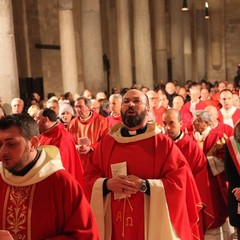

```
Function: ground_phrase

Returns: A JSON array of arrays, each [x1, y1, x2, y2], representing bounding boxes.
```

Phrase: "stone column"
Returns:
[[133, 0, 153, 89], [59, 0, 78, 94], [183, 10, 192, 82], [205, 0, 226, 81], [169, 0, 185, 85], [153, 0, 168, 83], [102, 1, 119, 95], [209, 0, 223, 70], [81, 0, 105, 95], [192, 1, 207, 82], [0, 0, 19, 107], [197, 11, 206, 81], [116, 0, 132, 89]]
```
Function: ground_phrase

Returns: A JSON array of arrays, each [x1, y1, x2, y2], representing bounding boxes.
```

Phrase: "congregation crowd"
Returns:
[[0, 77, 240, 240]]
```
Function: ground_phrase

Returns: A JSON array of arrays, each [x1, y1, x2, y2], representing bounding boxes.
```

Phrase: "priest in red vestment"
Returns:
[[0, 114, 99, 240], [162, 109, 214, 239], [68, 96, 109, 168], [204, 105, 233, 138], [200, 88, 220, 109], [190, 110, 232, 239], [84, 89, 202, 240], [106, 93, 122, 127], [219, 89, 240, 128], [181, 84, 207, 133], [146, 90, 166, 127], [37, 108, 84, 186]]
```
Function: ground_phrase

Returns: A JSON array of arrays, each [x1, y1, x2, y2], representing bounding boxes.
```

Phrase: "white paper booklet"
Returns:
[[111, 162, 129, 200]]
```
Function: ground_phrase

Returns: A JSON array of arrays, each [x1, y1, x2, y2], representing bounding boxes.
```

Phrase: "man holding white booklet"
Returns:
[[84, 89, 202, 240], [68, 96, 109, 168]]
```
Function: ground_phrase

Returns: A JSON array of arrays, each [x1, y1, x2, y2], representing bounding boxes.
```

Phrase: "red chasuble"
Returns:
[[153, 105, 166, 127], [39, 122, 84, 185], [106, 115, 122, 128], [219, 107, 240, 127], [0, 146, 99, 240], [68, 111, 109, 167], [84, 123, 202, 240], [179, 109, 194, 133], [68, 111, 109, 147], [190, 129, 229, 229], [181, 101, 207, 134], [175, 133, 214, 236], [213, 122, 233, 138]]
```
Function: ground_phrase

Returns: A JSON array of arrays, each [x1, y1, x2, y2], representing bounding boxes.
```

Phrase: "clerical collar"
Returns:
[[191, 99, 199, 104], [173, 131, 184, 142], [10, 150, 41, 176], [121, 125, 147, 137], [80, 111, 92, 122], [44, 122, 58, 133], [194, 126, 211, 142], [112, 112, 121, 117]]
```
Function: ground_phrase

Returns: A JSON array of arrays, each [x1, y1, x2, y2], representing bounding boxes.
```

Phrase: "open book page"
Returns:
[[207, 156, 224, 176], [0, 230, 14, 240], [111, 162, 129, 200]]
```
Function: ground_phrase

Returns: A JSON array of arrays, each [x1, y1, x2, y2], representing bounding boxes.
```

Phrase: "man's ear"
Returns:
[[180, 120, 183, 127], [43, 116, 49, 123], [146, 105, 151, 114], [30, 136, 40, 152]]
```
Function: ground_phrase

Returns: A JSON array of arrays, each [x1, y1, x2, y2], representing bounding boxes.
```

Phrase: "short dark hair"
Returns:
[[42, 108, 57, 122], [0, 114, 39, 139], [76, 96, 91, 108], [220, 89, 233, 95], [47, 92, 56, 99], [64, 92, 71, 99]]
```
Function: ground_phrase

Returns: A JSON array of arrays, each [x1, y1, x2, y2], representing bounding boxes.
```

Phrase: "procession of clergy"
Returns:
[[0, 79, 240, 240]]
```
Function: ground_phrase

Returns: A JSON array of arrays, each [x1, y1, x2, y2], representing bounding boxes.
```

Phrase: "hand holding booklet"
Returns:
[[207, 156, 225, 176], [111, 162, 129, 200], [0, 230, 14, 240]]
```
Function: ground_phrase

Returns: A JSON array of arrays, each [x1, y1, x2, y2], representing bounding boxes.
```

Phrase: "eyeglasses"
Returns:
[[122, 98, 146, 106]]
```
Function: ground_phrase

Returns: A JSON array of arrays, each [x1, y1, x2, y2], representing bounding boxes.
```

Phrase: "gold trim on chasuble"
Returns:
[[115, 197, 133, 238], [3, 184, 36, 240]]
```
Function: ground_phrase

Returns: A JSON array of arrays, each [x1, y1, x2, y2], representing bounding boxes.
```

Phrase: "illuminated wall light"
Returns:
[[205, 2, 210, 19], [182, 0, 188, 11]]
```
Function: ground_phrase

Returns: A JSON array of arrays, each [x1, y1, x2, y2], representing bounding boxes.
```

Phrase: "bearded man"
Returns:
[[84, 89, 202, 240]]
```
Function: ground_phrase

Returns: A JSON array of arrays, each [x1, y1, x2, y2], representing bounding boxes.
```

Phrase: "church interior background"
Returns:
[[0, 0, 240, 107]]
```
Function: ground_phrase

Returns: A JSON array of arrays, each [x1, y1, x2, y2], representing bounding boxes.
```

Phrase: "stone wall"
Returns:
[[13, 0, 62, 100], [225, 0, 240, 82], [11, 0, 240, 102]]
